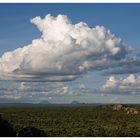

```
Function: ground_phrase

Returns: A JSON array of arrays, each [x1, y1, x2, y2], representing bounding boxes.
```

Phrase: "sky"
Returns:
[[0, 3, 140, 103]]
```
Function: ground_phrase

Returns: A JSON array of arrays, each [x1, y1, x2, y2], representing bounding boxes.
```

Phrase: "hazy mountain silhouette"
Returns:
[[39, 100, 50, 104], [70, 101, 80, 104]]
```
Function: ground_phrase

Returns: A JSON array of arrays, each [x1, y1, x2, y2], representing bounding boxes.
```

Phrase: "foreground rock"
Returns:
[[18, 126, 46, 137], [0, 115, 16, 136]]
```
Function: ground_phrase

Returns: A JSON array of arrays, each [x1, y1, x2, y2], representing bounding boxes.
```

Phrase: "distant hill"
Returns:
[[0, 102, 106, 107], [70, 101, 80, 105], [39, 100, 50, 104]]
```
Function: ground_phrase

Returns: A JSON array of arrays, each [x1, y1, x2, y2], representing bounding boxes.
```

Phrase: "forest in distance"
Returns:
[[0, 104, 140, 137]]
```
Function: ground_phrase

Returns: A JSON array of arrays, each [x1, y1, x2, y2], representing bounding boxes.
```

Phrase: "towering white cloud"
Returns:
[[0, 14, 131, 81], [101, 74, 140, 94]]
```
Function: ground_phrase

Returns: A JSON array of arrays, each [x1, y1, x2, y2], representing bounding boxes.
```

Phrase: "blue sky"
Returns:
[[0, 3, 140, 55], [0, 3, 140, 103]]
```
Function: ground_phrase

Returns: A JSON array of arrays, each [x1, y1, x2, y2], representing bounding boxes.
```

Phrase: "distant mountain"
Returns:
[[70, 101, 80, 105], [39, 100, 50, 104]]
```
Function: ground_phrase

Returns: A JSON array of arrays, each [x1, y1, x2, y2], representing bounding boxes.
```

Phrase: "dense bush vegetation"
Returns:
[[0, 104, 140, 136]]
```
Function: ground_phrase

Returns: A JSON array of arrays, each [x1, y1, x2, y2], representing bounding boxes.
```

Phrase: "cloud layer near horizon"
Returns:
[[0, 81, 74, 103], [0, 14, 132, 82], [101, 74, 140, 95]]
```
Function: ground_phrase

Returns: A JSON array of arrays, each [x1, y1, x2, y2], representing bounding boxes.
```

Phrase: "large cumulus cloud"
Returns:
[[0, 14, 132, 82]]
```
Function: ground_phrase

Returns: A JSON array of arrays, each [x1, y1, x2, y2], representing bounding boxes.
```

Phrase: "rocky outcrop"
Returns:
[[113, 104, 139, 115], [126, 108, 138, 115], [113, 104, 124, 111]]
